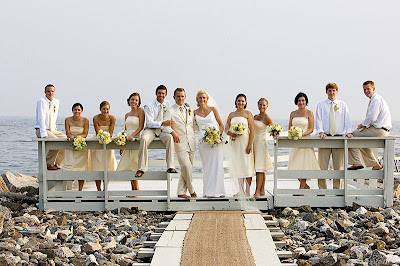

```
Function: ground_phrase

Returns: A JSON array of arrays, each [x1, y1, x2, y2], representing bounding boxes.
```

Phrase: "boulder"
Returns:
[[1, 171, 38, 195]]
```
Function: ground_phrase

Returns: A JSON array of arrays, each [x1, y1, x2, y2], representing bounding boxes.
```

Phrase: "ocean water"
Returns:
[[0, 116, 399, 176]]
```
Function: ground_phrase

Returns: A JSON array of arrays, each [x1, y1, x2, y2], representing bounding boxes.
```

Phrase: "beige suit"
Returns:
[[165, 104, 196, 195]]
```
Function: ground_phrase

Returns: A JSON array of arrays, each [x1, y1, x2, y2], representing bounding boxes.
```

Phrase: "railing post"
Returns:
[[103, 143, 108, 210], [384, 139, 395, 207], [167, 173, 171, 211], [273, 140, 278, 207], [41, 140, 48, 210], [344, 139, 348, 206]]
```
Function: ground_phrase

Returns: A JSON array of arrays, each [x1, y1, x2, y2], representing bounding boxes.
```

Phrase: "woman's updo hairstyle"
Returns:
[[235, 93, 247, 109], [294, 92, 309, 105]]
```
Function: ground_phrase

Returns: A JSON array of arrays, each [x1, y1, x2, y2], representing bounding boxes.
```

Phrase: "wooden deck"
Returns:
[[35, 136, 398, 211]]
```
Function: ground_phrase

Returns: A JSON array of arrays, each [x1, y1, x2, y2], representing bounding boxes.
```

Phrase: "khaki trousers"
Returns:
[[176, 150, 195, 195], [137, 129, 175, 172], [318, 148, 344, 189], [36, 129, 66, 166], [349, 127, 389, 167]]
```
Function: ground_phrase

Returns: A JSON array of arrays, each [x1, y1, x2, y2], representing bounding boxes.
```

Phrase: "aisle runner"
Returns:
[[180, 211, 256, 266]]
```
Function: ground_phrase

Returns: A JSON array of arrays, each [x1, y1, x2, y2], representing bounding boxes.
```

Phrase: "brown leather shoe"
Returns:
[[178, 194, 190, 200], [190, 192, 197, 198], [167, 168, 178, 173], [347, 165, 364, 170], [47, 164, 58, 170], [135, 170, 144, 177]]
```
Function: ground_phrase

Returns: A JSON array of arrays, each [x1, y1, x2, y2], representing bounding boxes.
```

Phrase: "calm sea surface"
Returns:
[[0, 116, 399, 176]]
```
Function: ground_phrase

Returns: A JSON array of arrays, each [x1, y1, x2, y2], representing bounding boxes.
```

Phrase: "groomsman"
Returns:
[[34, 84, 66, 170], [135, 85, 177, 177], [348, 81, 392, 170], [316, 83, 353, 189], [165, 88, 197, 199]]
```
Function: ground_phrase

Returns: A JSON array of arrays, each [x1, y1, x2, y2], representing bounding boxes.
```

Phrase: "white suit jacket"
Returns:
[[164, 104, 196, 152]]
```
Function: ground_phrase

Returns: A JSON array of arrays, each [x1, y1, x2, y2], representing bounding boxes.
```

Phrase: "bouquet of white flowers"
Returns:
[[268, 124, 283, 137], [72, 136, 87, 151], [97, 129, 111, 145], [114, 131, 128, 146], [288, 126, 303, 140], [201, 127, 222, 147]]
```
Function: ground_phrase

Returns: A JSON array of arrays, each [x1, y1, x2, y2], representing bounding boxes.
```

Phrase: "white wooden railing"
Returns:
[[273, 136, 396, 208], [36, 136, 397, 211]]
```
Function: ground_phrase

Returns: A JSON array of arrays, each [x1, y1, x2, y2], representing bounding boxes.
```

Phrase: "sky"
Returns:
[[1, 1, 399, 123]]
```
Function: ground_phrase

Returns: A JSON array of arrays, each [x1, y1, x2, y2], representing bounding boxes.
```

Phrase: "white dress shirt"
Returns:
[[144, 99, 172, 133], [316, 98, 352, 135], [362, 93, 392, 130], [34, 96, 60, 137]]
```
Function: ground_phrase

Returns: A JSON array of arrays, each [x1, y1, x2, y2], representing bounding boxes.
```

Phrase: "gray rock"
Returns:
[[86, 254, 99, 266], [294, 221, 309, 231], [368, 250, 386, 266], [31, 251, 48, 261], [356, 207, 368, 215], [386, 254, 400, 264], [56, 247, 75, 258], [350, 245, 369, 260], [317, 253, 337, 265], [23, 237, 39, 251], [279, 219, 291, 228], [282, 207, 299, 216]]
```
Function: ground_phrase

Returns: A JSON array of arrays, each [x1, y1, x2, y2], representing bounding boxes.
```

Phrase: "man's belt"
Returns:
[[326, 134, 342, 136]]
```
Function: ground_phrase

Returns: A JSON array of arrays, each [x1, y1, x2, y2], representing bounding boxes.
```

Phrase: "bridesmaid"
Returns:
[[64, 103, 90, 191], [288, 92, 320, 190], [91, 101, 117, 191], [253, 98, 274, 200], [116, 93, 145, 192], [226, 93, 255, 197]]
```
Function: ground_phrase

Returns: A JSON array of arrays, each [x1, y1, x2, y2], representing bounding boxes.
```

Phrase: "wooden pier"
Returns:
[[35, 136, 397, 211]]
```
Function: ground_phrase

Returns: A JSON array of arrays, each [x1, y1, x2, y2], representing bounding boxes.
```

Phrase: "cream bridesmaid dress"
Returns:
[[64, 126, 90, 171], [287, 117, 320, 170], [229, 117, 256, 178], [116, 116, 140, 171], [253, 120, 273, 172], [91, 125, 117, 171]]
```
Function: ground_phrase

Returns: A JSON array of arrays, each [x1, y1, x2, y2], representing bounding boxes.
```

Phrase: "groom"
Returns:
[[316, 83, 353, 190], [164, 88, 197, 199], [34, 84, 66, 170]]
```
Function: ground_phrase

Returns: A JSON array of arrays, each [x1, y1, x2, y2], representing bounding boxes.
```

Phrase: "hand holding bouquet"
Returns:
[[97, 129, 111, 145], [114, 131, 128, 146], [231, 123, 246, 141], [268, 124, 283, 137], [288, 126, 302, 140], [72, 136, 87, 151], [201, 127, 222, 147]]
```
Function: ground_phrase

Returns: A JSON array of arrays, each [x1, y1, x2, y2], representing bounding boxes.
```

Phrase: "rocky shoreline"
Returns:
[[2, 170, 400, 265], [272, 199, 400, 265]]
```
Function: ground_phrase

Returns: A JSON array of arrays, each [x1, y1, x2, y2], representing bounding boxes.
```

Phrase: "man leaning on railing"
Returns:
[[348, 80, 392, 171]]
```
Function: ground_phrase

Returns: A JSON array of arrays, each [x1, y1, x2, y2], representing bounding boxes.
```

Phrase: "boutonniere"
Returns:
[[163, 105, 167, 113], [188, 108, 193, 116], [334, 104, 339, 111], [53, 105, 57, 112]]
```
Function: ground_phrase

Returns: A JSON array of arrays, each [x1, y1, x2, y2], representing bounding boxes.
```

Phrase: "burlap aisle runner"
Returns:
[[180, 211, 256, 266]]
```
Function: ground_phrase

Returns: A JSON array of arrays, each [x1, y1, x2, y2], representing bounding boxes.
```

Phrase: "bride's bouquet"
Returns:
[[231, 123, 247, 141], [97, 129, 111, 145], [201, 127, 222, 147], [114, 131, 128, 146], [268, 124, 283, 137], [288, 126, 302, 140], [72, 136, 87, 151]]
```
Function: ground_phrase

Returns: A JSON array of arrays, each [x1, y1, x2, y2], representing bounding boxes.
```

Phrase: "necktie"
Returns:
[[180, 106, 186, 121], [155, 104, 164, 136], [329, 102, 336, 136], [366, 100, 371, 116], [49, 101, 55, 131]]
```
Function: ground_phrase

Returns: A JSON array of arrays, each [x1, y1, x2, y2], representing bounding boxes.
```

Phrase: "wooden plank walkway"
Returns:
[[144, 212, 288, 266]]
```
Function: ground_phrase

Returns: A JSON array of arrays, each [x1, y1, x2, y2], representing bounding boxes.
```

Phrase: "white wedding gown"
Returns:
[[195, 111, 226, 197]]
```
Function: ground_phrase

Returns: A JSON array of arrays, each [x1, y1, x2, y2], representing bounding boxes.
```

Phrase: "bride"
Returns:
[[194, 90, 226, 198]]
